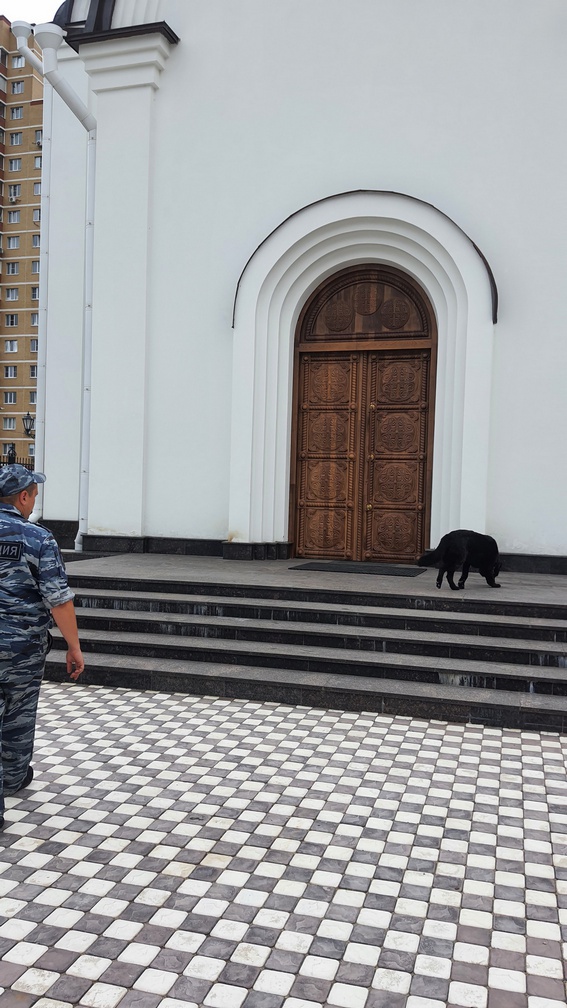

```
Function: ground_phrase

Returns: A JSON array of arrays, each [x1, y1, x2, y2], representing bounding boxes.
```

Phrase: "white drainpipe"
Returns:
[[13, 21, 96, 550]]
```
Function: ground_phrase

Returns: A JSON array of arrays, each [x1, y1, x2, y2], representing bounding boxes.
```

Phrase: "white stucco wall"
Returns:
[[43, 0, 567, 554], [41, 50, 89, 522]]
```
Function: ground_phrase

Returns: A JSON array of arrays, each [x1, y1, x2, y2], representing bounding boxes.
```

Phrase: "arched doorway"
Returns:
[[230, 192, 495, 549], [290, 265, 437, 561]]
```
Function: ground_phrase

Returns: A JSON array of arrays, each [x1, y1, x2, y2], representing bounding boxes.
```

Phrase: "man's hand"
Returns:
[[66, 645, 84, 680], [51, 600, 84, 681]]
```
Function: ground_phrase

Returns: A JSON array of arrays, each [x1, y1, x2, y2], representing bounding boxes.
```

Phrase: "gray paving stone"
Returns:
[[1, 681, 566, 1008]]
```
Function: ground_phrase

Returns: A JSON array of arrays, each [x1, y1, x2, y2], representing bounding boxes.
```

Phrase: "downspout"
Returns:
[[13, 21, 96, 550]]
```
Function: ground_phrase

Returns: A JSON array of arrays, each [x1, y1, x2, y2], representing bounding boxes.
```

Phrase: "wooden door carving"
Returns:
[[295, 354, 361, 559], [291, 266, 436, 562]]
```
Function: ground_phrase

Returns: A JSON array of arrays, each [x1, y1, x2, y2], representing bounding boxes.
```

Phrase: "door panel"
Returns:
[[296, 355, 362, 559], [363, 352, 430, 561]]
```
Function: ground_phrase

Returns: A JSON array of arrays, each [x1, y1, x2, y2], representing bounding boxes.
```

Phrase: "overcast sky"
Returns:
[[2, 1, 61, 26]]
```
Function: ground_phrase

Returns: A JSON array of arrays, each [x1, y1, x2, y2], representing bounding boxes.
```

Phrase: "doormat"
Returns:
[[290, 561, 426, 576]]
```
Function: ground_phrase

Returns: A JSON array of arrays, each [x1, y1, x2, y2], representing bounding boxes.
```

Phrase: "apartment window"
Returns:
[[35, 130, 42, 145], [34, 156, 42, 169], [2, 418, 15, 430], [10, 107, 23, 120], [33, 182, 41, 195], [30, 365, 37, 378], [7, 211, 20, 223], [31, 287, 39, 300], [31, 261, 39, 274], [33, 209, 41, 223], [7, 237, 19, 249], [11, 81, 23, 94], [29, 391, 37, 404], [30, 339, 38, 351], [3, 444, 15, 455], [8, 184, 21, 198], [12, 56, 25, 69], [4, 315, 18, 327], [3, 392, 16, 404], [31, 314, 39, 327], [0, 129, 4, 142], [4, 366, 17, 378], [0, 101, 5, 118], [9, 132, 22, 146], [0, 49, 7, 67], [4, 339, 17, 352], [6, 262, 19, 275], [32, 235, 40, 248], [5, 289, 18, 301], [28, 444, 35, 458], [8, 158, 21, 171]]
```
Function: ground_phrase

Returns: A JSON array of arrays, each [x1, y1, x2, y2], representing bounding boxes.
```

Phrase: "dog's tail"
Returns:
[[417, 546, 442, 567]]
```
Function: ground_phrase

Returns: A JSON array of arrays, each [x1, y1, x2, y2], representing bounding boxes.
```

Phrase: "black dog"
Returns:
[[418, 529, 501, 590]]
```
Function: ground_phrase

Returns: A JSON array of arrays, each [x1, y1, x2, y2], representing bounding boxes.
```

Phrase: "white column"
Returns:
[[81, 34, 173, 536]]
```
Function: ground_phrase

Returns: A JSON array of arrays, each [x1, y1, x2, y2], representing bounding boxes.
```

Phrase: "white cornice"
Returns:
[[80, 32, 173, 92]]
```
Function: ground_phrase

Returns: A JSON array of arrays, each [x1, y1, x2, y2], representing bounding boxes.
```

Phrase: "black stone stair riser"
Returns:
[[48, 638, 567, 695], [49, 636, 438, 683], [42, 661, 567, 733], [68, 576, 567, 620], [440, 675, 549, 694], [72, 614, 567, 667], [74, 597, 567, 642], [529, 680, 567, 696]]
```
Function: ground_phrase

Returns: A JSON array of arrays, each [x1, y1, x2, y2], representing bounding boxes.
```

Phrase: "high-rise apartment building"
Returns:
[[0, 16, 42, 464]]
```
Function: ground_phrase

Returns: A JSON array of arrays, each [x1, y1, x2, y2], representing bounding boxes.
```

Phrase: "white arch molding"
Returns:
[[229, 192, 495, 550]]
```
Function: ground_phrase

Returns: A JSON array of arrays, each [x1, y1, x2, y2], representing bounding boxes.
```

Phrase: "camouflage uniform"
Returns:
[[0, 501, 74, 817]]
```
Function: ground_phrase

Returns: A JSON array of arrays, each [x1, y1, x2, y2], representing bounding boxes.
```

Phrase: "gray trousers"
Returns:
[[0, 632, 49, 816]]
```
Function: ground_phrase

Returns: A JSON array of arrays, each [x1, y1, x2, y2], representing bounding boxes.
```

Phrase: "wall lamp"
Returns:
[[22, 412, 36, 438]]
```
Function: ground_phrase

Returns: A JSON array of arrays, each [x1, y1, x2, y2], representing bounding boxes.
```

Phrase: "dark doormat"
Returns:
[[290, 561, 426, 576]]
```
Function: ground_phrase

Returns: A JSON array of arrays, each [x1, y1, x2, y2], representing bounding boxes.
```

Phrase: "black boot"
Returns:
[[18, 766, 34, 790]]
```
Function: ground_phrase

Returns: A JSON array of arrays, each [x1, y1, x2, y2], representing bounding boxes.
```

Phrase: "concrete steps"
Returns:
[[66, 575, 567, 619], [72, 587, 567, 641], [42, 574, 567, 731], [71, 608, 567, 670], [45, 648, 567, 732]]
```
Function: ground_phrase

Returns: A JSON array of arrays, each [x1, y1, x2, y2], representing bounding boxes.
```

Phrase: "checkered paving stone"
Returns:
[[0, 684, 566, 1008]]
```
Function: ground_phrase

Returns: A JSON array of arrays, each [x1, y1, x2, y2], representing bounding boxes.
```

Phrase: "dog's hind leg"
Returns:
[[436, 567, 445, 589], [483, 573, 501, 588], [457, 562, 471, 589], [445, 568, 460, 590]]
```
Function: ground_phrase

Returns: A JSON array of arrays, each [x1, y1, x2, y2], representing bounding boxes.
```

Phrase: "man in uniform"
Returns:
[[0, 464, 84, 830]]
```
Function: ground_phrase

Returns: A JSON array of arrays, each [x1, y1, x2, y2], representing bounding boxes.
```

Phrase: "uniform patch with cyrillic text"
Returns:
[[0, 541, 23, 560]]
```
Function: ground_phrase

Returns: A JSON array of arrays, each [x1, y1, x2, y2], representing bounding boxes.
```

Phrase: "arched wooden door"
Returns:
[[290, 265, 437, 562]]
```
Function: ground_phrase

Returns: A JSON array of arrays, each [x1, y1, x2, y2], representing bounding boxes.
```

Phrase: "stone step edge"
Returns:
[[67, 575, 567, 620], [44, 649, 567, 712], [72, 588, 567, 631], [50, 628, 567, 683], [73, 607, 567, 653]]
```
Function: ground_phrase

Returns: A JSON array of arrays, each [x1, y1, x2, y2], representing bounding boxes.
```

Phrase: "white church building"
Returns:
[[16, 0, 567, 569]]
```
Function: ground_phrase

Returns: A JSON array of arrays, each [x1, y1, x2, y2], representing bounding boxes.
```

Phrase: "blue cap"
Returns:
[[0, 464, 46, 496]]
